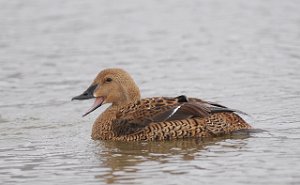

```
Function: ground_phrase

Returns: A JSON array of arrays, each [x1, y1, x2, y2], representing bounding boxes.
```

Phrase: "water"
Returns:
[[0, 0, 300, 184]]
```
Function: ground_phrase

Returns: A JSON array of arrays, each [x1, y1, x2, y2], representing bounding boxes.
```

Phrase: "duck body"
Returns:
[[91, 96, 251, 141], [72, 68, 251, 141]]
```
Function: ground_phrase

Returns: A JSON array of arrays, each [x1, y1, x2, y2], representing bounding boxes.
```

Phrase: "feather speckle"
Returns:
[[73, 68, 252, 141]]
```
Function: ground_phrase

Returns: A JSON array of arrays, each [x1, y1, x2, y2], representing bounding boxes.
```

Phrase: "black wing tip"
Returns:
[[176, 95, 188, 102]]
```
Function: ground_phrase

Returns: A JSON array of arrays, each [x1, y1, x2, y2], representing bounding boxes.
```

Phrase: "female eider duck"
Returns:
[[72, 68, 251, 141]]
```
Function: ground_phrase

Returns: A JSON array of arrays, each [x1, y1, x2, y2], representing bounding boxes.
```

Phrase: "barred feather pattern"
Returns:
[[113, 112, 251, 141], [75, 68, 253, 141]]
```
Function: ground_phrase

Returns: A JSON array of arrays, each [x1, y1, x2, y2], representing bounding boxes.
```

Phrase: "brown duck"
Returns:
[[72, 68, 251, 141]]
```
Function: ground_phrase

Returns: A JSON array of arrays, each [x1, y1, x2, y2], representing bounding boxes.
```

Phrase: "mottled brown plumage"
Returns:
[[72, 68, 251, 141]]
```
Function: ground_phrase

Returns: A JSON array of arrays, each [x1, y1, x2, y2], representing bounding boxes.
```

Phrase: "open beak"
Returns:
[[72, 84, 105, 117]]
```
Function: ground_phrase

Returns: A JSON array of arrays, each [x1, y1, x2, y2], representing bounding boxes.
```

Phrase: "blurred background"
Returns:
[[0, 0, 299, 185]]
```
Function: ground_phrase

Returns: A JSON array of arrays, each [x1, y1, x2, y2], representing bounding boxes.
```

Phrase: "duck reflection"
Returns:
[[93, 130, 252, 184]]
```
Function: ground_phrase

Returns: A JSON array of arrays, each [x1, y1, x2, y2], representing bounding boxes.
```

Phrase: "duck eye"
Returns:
[[105, 78, 113, 82]]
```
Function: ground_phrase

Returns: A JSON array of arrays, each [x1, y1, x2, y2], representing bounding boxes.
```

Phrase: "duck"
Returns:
[[72, 68, 251, 141]]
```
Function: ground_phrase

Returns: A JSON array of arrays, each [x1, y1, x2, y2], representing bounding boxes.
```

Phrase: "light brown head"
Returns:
[[72, 68, 141, 116]]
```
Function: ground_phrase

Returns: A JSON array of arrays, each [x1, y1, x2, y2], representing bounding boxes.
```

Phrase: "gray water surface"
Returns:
[[0, 0, 300, 185]]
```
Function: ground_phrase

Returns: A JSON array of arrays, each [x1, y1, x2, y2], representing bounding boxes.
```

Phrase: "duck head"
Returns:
[[72, 68, 141, 117]]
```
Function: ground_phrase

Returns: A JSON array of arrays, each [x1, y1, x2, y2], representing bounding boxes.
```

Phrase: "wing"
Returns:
[[115, 96, 185, 124], [112, 95, 240, 137], [189, 97, 249, 115]]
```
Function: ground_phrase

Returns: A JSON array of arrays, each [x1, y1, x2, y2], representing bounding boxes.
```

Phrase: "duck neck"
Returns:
[[91, 105, 118, 140], [116, 82, 141, 106], [91, 85, 141, 140], [91, 100, 140, 140]]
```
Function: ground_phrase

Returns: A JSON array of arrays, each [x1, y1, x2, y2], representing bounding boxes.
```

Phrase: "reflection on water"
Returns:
[[1, 0, 300, 185], [94, 132, 251, 184]]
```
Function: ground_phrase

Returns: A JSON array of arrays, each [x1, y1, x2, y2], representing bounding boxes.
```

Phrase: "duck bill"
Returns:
[[72, 84, 98, 100], [82, 97, 105, 117], [72, 84, 104, 117]]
